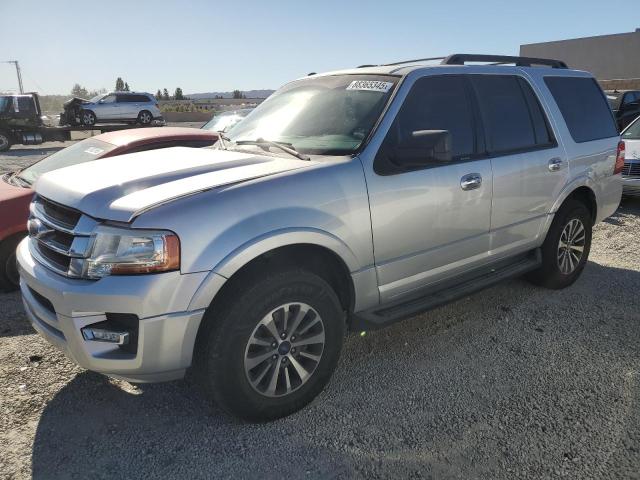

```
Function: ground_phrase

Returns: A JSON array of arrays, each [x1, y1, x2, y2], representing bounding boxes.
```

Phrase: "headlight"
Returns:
[[85, 225, 180, 279]]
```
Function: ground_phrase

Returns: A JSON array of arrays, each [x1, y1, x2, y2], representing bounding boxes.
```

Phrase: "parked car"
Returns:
[[621, 116, 640, 196], [17, 54, 623, 421], [607, 90, 640, 131], [79, 92, 164, 126], [201, 108, 254, 132], [0, 127, 217, 290]]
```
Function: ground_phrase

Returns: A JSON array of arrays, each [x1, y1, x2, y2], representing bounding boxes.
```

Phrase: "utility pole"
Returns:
[[2, 60, 24, 93]]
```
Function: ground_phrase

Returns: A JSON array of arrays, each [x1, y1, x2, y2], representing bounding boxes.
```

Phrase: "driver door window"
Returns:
[[375, 75, 478, 175]]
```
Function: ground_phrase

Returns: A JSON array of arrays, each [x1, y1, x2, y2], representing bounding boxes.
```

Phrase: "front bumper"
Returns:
[[622, 177, 640, 196], [16, 238, 208, 382]]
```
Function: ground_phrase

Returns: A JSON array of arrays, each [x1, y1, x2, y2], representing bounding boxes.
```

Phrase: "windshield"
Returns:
[[0, 96, 9, 112], [622, 118, 640, 140], [202, 109, 253, 132], [225, 75, 399, 155], [17, 138, 117, 185], [89, 94, 103, 103]]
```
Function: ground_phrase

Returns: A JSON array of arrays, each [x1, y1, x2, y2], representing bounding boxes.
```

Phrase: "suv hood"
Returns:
[[36, 147, 314, 222]]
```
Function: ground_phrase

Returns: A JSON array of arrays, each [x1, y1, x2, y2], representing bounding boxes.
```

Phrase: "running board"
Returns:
[[350, 249, 541, 331]]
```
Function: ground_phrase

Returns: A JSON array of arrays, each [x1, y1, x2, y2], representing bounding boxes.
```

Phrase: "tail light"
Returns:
[[614, 141, 625, 175]]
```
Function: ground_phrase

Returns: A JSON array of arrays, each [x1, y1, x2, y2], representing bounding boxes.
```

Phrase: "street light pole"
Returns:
[[2, 60, 24, 93]]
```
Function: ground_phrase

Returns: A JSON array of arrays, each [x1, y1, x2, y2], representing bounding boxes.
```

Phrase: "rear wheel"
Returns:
[[526, 199, 592, 289], [81, 110, 96, 126], [196, 268, 345, 422], [137, 110, 153, 125], [0, 234, 24, 292], [0, 131, 11, 152]]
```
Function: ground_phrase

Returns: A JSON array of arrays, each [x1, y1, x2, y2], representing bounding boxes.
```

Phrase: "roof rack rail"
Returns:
[[441, 54, 568, 69], [382, 56, 446, 67]]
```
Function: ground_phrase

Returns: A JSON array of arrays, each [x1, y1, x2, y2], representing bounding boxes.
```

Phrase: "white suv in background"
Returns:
[[81, 92, 163, 126]]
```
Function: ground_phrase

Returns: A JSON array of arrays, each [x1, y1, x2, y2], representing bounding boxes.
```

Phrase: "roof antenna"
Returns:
[[307, 72, 316, 76]]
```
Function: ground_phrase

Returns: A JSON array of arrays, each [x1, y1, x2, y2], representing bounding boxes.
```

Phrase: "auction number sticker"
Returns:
[[84, 147, 104, 155], [346, 80, 394, 93]]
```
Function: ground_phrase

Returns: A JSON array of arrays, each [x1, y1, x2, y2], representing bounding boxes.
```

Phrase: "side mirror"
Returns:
[[98, 100, 105, 104], [390, 130, 452, 168]]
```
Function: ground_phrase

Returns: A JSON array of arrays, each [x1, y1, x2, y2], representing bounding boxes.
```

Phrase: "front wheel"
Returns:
[[81, 110, 96, 126], [526, 199, 592, 289], [0, 234, 24, 292], [0, 131, 11, 152], [196, 268, 345, 421]]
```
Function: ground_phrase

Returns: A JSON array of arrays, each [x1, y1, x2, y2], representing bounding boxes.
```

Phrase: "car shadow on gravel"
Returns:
[[29, 262, 640, 479], [0, 291, 35, 338]]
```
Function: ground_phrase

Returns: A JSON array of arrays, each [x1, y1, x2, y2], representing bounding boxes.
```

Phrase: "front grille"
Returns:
[[622, 161, 640, 178], [28, 195, 97, 277], [39, 197, 82, 228]]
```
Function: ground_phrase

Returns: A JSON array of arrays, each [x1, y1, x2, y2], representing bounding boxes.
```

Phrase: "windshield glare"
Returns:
[[202, 109, 252, 132], [623, 118, 640, 140], [18, 138, 117, 185], [89, 94, 103, 103], [225, 75, 398, 155]]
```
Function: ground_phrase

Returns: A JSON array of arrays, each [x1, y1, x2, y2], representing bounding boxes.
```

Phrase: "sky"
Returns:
[[0, 0, 638, 96]]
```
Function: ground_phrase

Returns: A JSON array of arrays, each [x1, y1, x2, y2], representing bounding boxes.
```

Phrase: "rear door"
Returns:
[[115, 94, 136, 119], [470, 74, 567, 255]]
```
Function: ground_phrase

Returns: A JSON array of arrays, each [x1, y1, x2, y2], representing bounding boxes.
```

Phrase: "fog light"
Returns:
[[82, 327, 130, 345]]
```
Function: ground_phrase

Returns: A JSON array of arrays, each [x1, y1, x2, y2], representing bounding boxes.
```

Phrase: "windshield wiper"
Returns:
[[10, 172, 32, 187], [216, 131, 230, 150], [235, 138, 310, 161]]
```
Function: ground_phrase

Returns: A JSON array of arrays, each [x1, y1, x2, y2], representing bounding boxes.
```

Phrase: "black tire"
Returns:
[[81, 110, 96, 126], [196, 268, 345, 422], [0, 131, 11, 152], [526, 199, 592, 289], [0, 234, 25, 292], [137, 110, 153, 125]]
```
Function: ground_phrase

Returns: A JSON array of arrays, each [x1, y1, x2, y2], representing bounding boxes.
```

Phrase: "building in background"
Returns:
[[520, 29, 640, 90]]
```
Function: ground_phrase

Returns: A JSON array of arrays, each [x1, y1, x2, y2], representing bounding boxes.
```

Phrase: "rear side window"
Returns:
[[471, 75, 552, 153], [544, 77, 618, 142]]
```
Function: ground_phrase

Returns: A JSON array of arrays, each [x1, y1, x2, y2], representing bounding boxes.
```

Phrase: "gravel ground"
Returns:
[[1, 140, 639, 479]]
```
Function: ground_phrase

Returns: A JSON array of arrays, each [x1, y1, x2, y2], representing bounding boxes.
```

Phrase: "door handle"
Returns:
[[460, 173, 482, 191], [548, 158, 563, 172]]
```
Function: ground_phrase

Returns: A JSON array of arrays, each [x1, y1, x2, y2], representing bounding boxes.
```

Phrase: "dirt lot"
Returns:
[[1, 140, 639, 479]]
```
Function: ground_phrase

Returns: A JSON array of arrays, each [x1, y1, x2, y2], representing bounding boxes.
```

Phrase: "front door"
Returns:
[[363, 75, 493, 303]]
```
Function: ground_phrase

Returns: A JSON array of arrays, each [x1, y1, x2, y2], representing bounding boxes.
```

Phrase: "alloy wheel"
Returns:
[[140, 112, 151, 124], [244, 302, 325, 397], [557, 218, 585, 274]]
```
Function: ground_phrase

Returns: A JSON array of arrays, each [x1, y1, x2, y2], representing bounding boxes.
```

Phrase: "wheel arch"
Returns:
[[189, 233, 359, 315]]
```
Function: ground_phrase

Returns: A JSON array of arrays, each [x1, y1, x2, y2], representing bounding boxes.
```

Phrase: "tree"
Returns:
[[70, 84, 89, 98], [162, 88, 170, 100], [155, 89, 163, 100], [232, 89, 244, 99], [124, 82, 130, 92], [174, 87, 184, 100], [115, 77, 125, 91]]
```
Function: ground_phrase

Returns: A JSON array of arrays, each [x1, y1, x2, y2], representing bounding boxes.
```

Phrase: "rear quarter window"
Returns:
[[544, 77, 618, 142]]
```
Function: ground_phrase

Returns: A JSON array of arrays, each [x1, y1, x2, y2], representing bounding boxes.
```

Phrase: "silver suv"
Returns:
[[80, 92, 163, 126], [17, 54, 623, 421]]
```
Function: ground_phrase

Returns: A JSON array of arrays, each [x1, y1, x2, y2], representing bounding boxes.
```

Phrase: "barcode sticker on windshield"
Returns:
[[346, 80, 393, 93], [84, 147, 104, 155]]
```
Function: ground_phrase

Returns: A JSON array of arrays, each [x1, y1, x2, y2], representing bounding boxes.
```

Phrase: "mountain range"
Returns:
[[187, 89, 274, 99]]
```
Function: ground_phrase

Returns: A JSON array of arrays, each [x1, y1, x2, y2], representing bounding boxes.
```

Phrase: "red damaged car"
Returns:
[[0, 127, 218, 290]]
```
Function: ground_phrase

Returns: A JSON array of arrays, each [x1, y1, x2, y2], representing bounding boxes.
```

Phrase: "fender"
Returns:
[[187, 227, 362, 311], [539, 174, 598, 238]]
